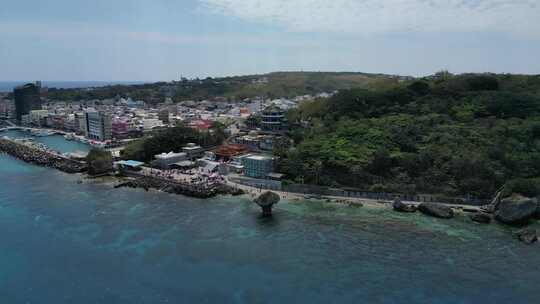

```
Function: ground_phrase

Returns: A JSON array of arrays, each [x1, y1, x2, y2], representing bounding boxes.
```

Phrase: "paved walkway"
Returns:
[[224, 176, 485, 212]]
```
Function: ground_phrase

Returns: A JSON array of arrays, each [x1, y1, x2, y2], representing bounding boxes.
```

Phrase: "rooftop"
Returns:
[[155, 152, 187, 160], [244, 154, 274, 161], [183, 144, 202, 150], [116, 160, 145, 167]]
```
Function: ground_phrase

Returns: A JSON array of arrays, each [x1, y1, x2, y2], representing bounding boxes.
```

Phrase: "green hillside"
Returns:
[[45, 72, 404, 102], [278, 73, 540, 199]]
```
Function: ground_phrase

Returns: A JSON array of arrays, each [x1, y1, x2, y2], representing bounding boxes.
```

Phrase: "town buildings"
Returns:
[[29, 110, 49, 126], [153, 151, 188, 169], [213, 144, 249, 161], [158, 108, 170, 124], [84, 111, 112, 141], [260, 105, 287, 133], [0, 99, 14, 120], [233, 131, 278, 151], [112, 119, 129, 139], [182, 143, 204, 160], [142, 118, 163, 131], [2, 86, 339, 181], [239, 154, 276, 178], [188, 119, 212, 131]]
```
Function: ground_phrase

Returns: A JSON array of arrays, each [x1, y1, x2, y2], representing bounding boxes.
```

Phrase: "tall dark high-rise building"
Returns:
[[14, 83, 41, 121]]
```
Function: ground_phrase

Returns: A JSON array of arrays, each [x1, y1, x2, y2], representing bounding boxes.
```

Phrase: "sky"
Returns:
[[0, 0, 539, 81]]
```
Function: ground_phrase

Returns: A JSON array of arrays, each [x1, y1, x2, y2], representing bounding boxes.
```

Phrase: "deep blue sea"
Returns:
[[0, 81, 145, 93], [1, 133, 540, 303]]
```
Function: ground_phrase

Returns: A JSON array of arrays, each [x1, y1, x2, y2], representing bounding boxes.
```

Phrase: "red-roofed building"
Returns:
[[213, 144, 249, 161], [112, 119, 129, 139], [188, 119, 212, 130]]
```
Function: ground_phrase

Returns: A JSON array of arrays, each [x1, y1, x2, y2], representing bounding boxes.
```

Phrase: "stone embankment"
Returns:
[[0, 138, 87, 173], [114, 177, 244, 199]]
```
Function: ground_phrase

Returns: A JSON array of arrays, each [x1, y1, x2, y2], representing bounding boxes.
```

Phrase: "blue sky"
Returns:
[[0, 0, 539, 81]]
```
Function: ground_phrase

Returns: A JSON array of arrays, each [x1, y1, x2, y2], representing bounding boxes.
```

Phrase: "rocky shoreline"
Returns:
[[0, 138, 87, 173], [392, 196, 540, 244]]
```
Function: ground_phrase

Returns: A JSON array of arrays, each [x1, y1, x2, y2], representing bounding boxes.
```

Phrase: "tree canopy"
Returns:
[[121, 124, 224, 162], [279, 73, 540, 199]]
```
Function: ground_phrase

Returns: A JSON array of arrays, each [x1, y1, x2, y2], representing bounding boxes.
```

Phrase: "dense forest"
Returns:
[[278, 73, 540, 199]]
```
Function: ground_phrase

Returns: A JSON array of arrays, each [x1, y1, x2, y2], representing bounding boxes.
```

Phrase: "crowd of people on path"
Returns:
[[143, 167, 225, 189]]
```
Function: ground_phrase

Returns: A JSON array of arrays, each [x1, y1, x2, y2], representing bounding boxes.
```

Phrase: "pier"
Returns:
[[0, 137, 87, 173]]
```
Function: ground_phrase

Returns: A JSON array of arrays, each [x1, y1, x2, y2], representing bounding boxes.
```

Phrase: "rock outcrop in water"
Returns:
[[494, 195, 538, 226], [217, 185, 245, 196], [0, 138, 86, 173], [515, 228, 538, 244], [254, 191, 280, 217], [470, 213, 492, 224], [418, 203, 454, 219], [392, 198, 417, 213]]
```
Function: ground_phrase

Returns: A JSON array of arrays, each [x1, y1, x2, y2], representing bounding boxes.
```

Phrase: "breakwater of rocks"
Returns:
[[0, 138, 87, 173], [114, 177, 244, 199]]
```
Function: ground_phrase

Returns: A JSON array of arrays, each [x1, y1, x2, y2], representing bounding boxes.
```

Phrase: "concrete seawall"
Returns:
[[0, 138, 87, 173]]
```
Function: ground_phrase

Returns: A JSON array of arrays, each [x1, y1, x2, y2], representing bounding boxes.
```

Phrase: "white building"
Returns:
[[142, 118, 164, 131], [153, 151, 188, 169], [29, 110, 49, 126]]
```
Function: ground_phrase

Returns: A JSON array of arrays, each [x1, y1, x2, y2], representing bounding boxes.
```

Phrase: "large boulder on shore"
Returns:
[[392, 198, 417, 213], [515, 228, 538, 245], [494, 195, 537, 226], [469, 212, 491, 224], [254, 191, 280, 207], [418, 203, 454, 219]]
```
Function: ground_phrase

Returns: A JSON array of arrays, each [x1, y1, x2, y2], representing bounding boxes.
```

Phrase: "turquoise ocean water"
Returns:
[[1, 133, 539, 303], [1, 130, 91, 154]]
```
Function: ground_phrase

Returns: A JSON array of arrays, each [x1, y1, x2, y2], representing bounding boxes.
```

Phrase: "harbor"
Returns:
[[0, 128, 239, 198], [0, 135, 87, 173]]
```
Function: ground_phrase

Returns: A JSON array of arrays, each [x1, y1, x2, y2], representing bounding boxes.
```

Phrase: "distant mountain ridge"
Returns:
[[8, 72, 412, 103]]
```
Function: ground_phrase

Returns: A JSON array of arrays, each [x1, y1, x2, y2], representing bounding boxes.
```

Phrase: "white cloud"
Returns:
[[199, 0, 540, 37]]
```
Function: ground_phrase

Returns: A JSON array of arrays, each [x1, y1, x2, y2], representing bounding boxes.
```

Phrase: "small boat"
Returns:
[[64, 133, 75, 140]]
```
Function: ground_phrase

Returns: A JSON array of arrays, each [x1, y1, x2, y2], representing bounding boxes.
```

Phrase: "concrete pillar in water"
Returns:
[[254, 191, 280, 217]]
